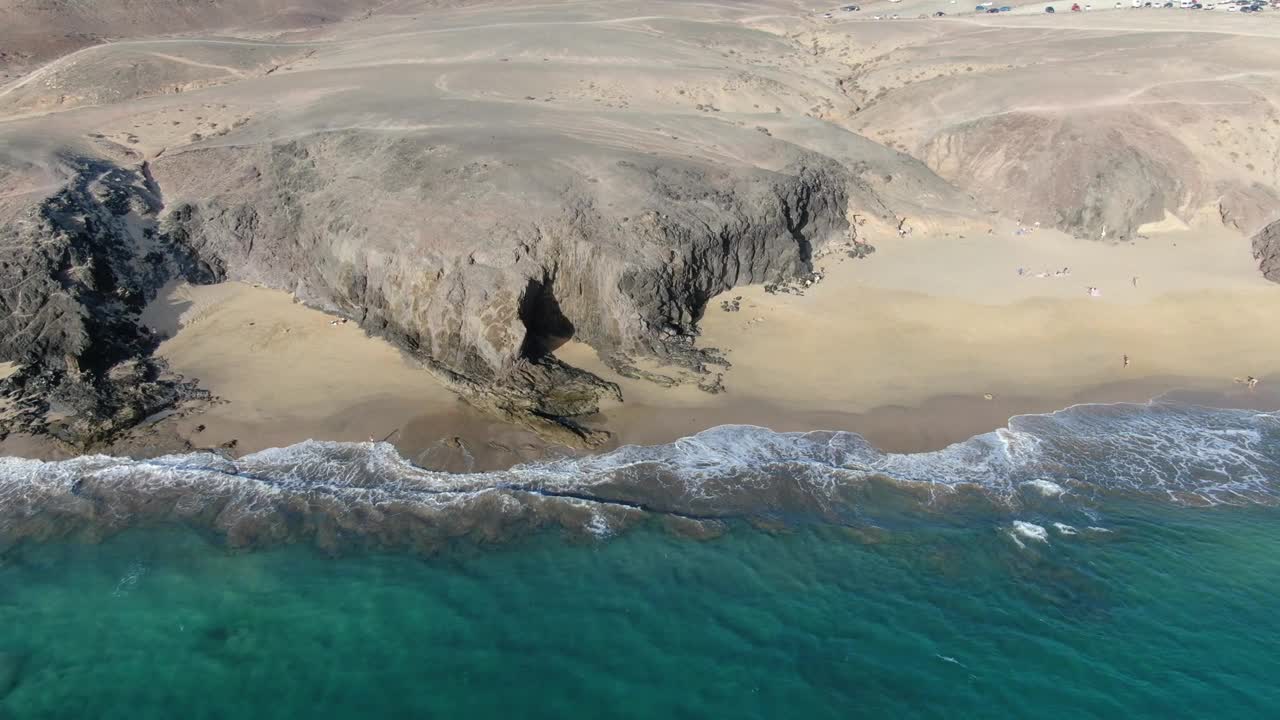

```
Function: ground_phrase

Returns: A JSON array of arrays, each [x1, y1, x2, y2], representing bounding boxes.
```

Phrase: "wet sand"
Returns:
[[587, 379, 1280, 456]]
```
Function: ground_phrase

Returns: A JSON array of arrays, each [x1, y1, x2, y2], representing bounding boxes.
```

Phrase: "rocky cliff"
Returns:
[[0, 133, 854, 446], [0, 156, 216, 444]]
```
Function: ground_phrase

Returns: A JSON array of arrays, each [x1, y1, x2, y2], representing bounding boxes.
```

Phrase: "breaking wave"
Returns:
[[0, 401, 1276, 551]]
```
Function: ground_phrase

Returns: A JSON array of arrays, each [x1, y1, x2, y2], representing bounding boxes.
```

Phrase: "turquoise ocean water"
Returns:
[[0, 401, 1278, 718]]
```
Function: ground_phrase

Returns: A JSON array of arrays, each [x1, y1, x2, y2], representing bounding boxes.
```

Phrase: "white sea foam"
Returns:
[[0, 401, 1275, 544], [1010, 521, 1050, 546], [1022, 479, 1066, 497], [1052, 522, 1077, 536], [584, 509, 614, 538]]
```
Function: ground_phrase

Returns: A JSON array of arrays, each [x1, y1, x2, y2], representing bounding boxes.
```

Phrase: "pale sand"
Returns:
[[562, 219, 1280, 452], [145, 282, 469, 455], [699, 223, 1280, 410], [3, 280, 556, 467], [123, 216, 1280, 463]]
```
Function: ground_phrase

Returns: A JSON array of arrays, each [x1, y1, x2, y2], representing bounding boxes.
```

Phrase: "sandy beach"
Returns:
[[569, 218, 1280, 452], [8, 211, 1265, 469]]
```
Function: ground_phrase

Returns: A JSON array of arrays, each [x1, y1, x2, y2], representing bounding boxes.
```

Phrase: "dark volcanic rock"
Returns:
[[1252, 218, 1280, 282], [0, 157, 213, 446]]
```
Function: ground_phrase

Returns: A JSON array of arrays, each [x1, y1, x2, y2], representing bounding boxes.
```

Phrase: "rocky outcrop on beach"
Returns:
[[154, 136, 848, 368], [0, 157, 214, 445], [1252, 218, 1280, 282], [0, 131, 854, 446]]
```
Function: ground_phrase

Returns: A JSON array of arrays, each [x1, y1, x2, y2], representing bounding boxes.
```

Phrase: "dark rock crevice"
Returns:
[[518, 273, 574, 361]]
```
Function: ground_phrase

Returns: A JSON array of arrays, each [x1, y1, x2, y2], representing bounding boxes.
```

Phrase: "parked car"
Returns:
[[934, 10, 947, 15], [999, 5, 1012, 9], [1045, 4, 1056, 9], [987, 6, 1001, 10], [1071, 2, 1082, 8]]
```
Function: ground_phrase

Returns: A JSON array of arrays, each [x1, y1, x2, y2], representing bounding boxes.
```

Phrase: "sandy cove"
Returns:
[[6, 215, 1276, 467], [566, 218, 1280, 452]]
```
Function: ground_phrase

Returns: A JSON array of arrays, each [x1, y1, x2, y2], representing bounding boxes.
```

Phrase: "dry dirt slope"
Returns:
[[0, 0, 389, 70], [804, 12, 1280, 241]]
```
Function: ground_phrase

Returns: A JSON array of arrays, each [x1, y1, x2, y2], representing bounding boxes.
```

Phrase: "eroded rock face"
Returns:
[[156, 135, 848, 360], [146, 133, 850, 441], [1252, 218, 1280, 282], [0, 134, 851, 446], [0, 157, 213, 445]]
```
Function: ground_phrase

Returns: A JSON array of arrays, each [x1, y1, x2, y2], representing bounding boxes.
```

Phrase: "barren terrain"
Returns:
[[2, 0, 1279, 460]]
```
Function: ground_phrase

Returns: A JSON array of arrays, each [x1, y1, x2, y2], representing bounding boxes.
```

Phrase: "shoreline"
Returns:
[[3, 370, 1276, 471], [6, 218, 1280, 469], [595, 381, 1280, 457]]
